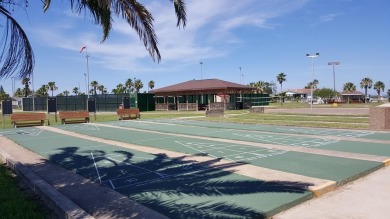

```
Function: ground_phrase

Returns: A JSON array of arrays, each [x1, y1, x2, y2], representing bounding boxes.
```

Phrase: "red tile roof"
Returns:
[[151, 79, 255, 94]]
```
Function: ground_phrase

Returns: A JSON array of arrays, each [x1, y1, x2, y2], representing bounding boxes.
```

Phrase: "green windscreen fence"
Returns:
[[22, 93, 145, 112]]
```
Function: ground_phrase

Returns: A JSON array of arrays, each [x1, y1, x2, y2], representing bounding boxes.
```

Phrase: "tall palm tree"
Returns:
[[343, 82, 357, 92], [276, 73, 286, 105], [90, 81, 99, 95], [1, 0, 186, 79], [125, 78, 134, 93], [148, 80, 155, 92], [360, 77, 373, 103], [134, 79, 144, 93], [97, 85, 105, 95], [276, 73, 286, 93], [73, 87, 79, 96], [305, 79, 319, 89], [21, 77, 30, 97], [373, 81, 385, 102], [47, 81, 58, 96], [63, 90, 70, 96]]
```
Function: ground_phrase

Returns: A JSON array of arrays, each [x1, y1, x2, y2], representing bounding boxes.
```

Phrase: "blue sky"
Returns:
[[1, 0, 389, 95]]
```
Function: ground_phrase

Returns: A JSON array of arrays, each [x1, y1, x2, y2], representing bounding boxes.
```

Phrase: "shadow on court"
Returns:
[[46, 146, 313, 219]]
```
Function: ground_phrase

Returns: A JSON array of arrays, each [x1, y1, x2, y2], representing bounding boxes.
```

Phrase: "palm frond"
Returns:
[[0, 6, 34, 79]]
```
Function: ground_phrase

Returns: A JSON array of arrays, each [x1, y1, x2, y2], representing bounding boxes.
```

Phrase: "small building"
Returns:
[[150, 79, 258, 111], [285, 89, 313, 99], [340, 91, 365, 103]]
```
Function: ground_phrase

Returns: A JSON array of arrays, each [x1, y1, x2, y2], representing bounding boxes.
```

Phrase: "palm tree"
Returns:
[[0, 4, 34, 79], [47, 81, 58, 96], [21, 77, 30, 97], [97, 85, 105, 95], [90, 81, 98, 95], [63, 90, 70, 96], [373, 81, 385, 102], [134, 79, 144, 93], [343, 82, 357, 92], [73, 87, 79, 96], [276, 73, 286, 105], [112, 83, 125, 94], [36, 85, 49, 97], [125, 78, 134, 93], [1, 0, 186, 79], [360, 77, 373, 103], [148, 80, 155, 92], [305, 79, 319, 89]]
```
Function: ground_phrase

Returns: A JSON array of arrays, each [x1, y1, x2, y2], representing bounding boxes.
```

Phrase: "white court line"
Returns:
[[94, 124, 100, 131], [109, 180, 116, 189], [91, 152, 102, 183], [35, 129, 44, 136]]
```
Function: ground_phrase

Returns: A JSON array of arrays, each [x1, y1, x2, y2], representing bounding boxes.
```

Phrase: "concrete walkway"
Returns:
[[274, 165, 390, 219]]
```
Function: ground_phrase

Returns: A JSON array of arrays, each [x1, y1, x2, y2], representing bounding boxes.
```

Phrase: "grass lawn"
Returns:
[[0, 164, 52, 219]]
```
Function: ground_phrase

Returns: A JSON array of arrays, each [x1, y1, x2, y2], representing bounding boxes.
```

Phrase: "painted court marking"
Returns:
[[0, 128, 44, 137], [175, 141, 288, 162], [232, 133, 339, 148]]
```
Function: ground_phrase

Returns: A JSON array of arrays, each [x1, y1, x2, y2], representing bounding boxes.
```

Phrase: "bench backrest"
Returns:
[[116, 108, 140, 115], [11, 113, 46, 121], [59, 111, 89, 119]]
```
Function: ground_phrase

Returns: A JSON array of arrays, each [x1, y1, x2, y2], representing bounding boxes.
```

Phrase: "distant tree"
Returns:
[[134, 79, 144, 93], [276, 73, 286, 105], [90, 81, 98, 95], [313, 88, 338, 99], [0, 86, 9, 100], [47, 81, 58, 97], [112, 84, 125, 94], [14, 88, 24, 97], [125, 78, 134, 93], [35, 85, 49, 97], [373, 81, 385, 101], [148, 80, 155, 92], [21, 77, 30, 97], [343, 82, 357, 92], [304, 79, 319, 89], [97, 85, 105, 94], [63, 90, 70, 96], [360, 77, 373, 102], [73, 87, 79, 96]]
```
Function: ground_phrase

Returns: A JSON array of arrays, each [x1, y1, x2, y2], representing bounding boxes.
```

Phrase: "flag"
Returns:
[[80, 46, 86, 53]]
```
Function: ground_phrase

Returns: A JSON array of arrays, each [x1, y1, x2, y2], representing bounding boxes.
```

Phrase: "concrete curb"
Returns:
[[0, 148, 94, 219]]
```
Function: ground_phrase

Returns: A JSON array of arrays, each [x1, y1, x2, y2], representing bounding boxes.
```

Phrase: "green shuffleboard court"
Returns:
[[145, 119, 390, 141], [2, 127, 313, 218], [2, 119, 389, 218], [55, 124, 384, 183], [104, 120, 390, 158]]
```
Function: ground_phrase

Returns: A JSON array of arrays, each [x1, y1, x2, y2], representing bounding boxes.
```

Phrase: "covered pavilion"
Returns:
[[150, 79, 257, 111]]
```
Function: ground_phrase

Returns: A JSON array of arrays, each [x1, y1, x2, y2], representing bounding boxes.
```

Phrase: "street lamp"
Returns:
[[199, 61, 203, 79], [84, 73, 88, 95], [80, 46, 90, 99], [306, 53, 320, 109], [328, 61, 340, 92]]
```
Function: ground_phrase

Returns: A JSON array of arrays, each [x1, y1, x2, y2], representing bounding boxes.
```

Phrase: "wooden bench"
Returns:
[[116, 108, 141, 120], [59, 111, 90, 124], [10, 112, 46, 128]]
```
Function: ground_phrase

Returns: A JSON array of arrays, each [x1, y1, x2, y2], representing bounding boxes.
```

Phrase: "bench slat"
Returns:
[[59, 111, 90, 124], [11, 113, 46, 128]]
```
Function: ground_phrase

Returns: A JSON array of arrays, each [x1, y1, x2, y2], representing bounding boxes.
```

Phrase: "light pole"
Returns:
[[31, 72, 35, 112], [328, 61, 340, 92], [199, 61, 203, 79], [84, 73, 88, 95], [306, 53, 320, 109], [11, 77, 15, 96], [80, 46, 90, 98]]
